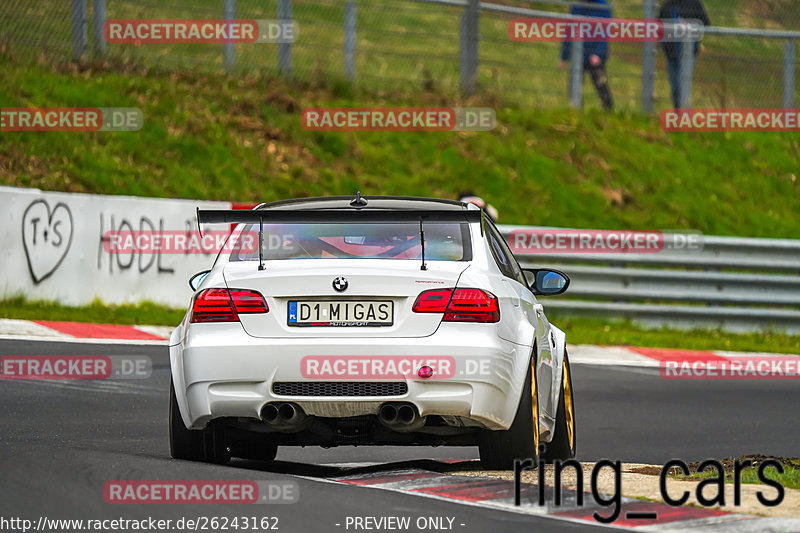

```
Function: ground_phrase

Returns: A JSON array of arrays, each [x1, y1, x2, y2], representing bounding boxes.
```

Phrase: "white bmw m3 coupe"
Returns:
[[169, 195, 575, 469]]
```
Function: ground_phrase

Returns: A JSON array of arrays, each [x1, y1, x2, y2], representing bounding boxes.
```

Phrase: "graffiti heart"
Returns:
[[22, 199, 74, 284]]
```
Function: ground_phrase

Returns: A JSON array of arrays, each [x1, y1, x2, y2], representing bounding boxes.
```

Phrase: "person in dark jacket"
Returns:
[[560, 0, 614, 111], [659, 0, 711, 108]]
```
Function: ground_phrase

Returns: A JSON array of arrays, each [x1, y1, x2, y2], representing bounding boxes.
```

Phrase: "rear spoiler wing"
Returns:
[[196, 206, 485, 272], [196, 208, 483, 225]]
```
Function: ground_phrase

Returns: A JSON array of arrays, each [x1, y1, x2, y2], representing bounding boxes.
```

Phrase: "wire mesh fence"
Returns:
[[1, 0, 799, 111]]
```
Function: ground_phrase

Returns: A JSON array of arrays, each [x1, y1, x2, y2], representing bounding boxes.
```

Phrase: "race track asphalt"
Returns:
[[1, 339, 798, 532]]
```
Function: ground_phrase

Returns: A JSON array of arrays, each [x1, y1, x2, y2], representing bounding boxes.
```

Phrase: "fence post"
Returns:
[[92, 0, 106, 58], [344, 1, 357, 81], [569, 39, 583, 108], [460, 0, 479, 95], [278, 0, 293, 77], [784, 39, 795, 109], [640, 0, 657, 113], [71, 0, 88, 61], [224, 0, 236, 73], [678, 40, 695, 108]]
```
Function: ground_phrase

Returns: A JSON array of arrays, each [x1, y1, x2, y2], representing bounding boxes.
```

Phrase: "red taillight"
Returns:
[[412, 289, 452, 313], [191, 289, 268, 323], [445, 288, 500, 323], [191, 289, 236, 323], [412, 288, 499, 323], [229, 289, 269, 314]]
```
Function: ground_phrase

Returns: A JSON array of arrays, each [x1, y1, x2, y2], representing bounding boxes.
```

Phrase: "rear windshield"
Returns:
[[229, 222, 471, 262]]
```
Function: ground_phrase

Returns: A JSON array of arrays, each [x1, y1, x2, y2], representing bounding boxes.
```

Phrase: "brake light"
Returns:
[[191, 288, 268, 323], [412, 288, 499, 323], [445, 288, 500, 322], [229, 289, 269, 314], [412, 289, 452, 313]]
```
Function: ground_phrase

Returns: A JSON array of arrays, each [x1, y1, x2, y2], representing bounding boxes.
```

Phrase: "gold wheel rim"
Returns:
[[563, 358, 575, 451], [531, 362, 540, 453]]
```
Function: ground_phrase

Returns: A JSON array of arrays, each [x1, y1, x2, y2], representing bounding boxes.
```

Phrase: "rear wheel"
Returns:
[[169, 380, 230, 464], [542, 350, 576, 462], [170, 381, 205, 461], [479, 358, 540, 470]]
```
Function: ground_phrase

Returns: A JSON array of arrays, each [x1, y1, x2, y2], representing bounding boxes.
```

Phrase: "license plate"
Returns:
[[287, 300, 393, 327]]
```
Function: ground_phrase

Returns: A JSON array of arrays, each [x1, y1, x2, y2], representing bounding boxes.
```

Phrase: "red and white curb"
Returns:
[[1, 319, 799, 369], [309, 467, 800, 532], [569, 344, 800, 373], [0, 318, 172, 344]]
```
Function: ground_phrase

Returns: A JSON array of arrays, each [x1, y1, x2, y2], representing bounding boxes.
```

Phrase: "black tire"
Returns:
[[169, 381, 205, 461], [542, 350, 576, 462], [202, 419, 231, 465], [170, 380, 230, 464], [479, 359, 540, 470]]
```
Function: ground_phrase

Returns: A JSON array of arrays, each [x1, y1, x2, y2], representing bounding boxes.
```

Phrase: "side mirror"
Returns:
[[523, 268, 570, 296], [189, 270, 211, 291]]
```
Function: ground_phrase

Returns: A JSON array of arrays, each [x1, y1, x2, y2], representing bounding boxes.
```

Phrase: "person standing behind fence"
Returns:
[[559, 0, 614, 111], [659, 0, 711, 108]]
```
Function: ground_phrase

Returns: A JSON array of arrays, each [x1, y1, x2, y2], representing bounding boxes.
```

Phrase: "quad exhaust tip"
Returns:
[[262, 403, 279, 422], [378, 402, 425, 433], [278, 403, 297, 421], [379, 404, 398, 423], [261, 402, 312, 433], [397, 404, 415, 423], [262, 402, 303, 423], [262, 401, 424, 434]]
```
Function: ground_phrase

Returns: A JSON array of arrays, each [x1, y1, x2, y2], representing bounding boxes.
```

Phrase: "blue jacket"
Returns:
[[560, 0, 612, 66]]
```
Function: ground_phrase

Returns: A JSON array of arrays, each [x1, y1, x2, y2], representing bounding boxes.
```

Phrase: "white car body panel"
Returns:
[[224, 259, 469, 338]]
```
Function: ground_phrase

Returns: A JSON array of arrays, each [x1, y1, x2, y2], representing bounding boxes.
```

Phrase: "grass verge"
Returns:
[[553, 314, 800, 354], [2, 60, 799, 238], [0, 296, 184, 327], [669, 455, 800, 491]]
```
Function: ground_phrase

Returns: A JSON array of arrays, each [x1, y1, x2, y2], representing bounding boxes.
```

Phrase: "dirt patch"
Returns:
[[682, 454, 800, 474], [628, 465, 662, 476]]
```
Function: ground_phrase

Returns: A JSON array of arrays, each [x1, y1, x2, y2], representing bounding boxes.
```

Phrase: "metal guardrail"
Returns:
[[498, 226, 800, 334]]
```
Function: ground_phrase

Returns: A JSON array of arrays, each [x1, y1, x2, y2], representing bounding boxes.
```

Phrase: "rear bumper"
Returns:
[[170, 322, 532, 432]]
